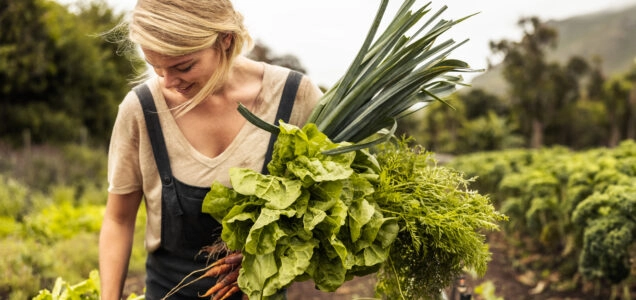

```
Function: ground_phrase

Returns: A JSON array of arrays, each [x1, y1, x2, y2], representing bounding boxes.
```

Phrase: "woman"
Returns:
[[98, 0, 322, 299]]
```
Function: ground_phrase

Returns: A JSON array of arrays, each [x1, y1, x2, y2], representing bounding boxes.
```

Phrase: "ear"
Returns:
[[221, 33, 233, 51]]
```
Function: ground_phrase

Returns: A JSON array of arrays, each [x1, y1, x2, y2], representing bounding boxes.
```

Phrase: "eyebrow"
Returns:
[[145, 58, 194, 69]]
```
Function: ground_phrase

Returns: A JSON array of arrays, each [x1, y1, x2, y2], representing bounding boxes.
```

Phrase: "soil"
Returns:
[[123, 231, 618, 300]]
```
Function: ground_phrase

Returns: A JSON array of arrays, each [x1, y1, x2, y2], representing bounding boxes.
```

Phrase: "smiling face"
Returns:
[[143, 47, 222, 99]]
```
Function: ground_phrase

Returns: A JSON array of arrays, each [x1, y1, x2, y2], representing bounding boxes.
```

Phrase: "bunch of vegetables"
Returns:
[[372, 141, 505, 298], [203, 123, 400, 299], [179, 0, 506, 299]]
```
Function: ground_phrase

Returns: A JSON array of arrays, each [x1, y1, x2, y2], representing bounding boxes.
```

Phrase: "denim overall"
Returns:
[[133, 71, 302, 299]]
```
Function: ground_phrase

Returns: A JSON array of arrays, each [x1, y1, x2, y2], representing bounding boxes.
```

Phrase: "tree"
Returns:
[[0, 0, 143, 146], [490, 17, 558, 148], [0, 0, 50, 97], [603, 72, 635, 147], [461, 88, 509, 120], [544, 56, 589, 146], [586, 56, 606, 101]]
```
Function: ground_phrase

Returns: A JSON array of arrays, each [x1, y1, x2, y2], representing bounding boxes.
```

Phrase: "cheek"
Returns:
[[194, 64, 219, 83]]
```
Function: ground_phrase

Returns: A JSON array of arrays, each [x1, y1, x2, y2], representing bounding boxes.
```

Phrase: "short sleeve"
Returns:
[[107, 91, 144, 194]]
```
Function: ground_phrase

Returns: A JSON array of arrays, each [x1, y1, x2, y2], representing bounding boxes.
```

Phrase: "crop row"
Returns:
[[447, 140, 636, 297]]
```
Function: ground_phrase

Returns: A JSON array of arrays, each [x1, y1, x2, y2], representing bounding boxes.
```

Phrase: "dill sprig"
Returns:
[[373, 140, 507, 299]]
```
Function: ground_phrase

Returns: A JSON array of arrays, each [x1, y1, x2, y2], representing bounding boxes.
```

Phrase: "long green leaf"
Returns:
[[311, 0, 390, 125], [319, 12, 471, 140], [322, 119, 398, 155], [237, 103, 279, 134]]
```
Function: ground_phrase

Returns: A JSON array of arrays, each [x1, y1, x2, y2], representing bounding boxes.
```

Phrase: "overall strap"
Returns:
[[133, 84, 174, 184], [261, 70, 303, 174]]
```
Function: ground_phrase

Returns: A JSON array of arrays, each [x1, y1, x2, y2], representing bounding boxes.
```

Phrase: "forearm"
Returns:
[[99, 191, 142, 300], [99, 217, 136, 300]]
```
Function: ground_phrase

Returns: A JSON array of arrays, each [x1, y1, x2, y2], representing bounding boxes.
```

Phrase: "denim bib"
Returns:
[[133, 71, 302, 299]]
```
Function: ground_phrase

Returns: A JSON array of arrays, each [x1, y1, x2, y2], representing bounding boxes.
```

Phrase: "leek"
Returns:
[[241, 0, 478, 149]]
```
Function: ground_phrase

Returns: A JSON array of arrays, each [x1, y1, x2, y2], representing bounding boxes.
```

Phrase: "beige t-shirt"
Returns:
[[107, 63, 323, 251]]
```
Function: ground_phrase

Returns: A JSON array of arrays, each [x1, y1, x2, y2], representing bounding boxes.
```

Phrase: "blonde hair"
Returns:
[[129, 0, 253, 116]]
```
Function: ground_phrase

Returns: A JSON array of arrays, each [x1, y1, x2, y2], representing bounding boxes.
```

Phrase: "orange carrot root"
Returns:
[[201, 281, 230, 299], [164, 251, 242, 299], [200, 268, 241, 298], [218, 285, 240, 300], [203, 263, 233, 278], [200, 279, 226, 298]]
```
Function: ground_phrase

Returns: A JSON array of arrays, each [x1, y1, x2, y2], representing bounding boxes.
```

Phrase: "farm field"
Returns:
[[4, 142, 636, 299]]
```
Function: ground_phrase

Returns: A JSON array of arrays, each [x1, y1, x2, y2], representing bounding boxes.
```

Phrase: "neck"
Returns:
[[214, 56, 263, 97]]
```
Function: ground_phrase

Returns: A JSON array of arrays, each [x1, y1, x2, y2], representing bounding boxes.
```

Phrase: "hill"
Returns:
[[470, 3, 636, 95]]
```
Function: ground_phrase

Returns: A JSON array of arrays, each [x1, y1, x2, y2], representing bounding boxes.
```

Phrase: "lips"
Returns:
[[176, 83, 194, 95]]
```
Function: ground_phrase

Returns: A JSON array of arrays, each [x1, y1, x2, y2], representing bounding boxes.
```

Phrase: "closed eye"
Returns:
[[175, 64, 193, 73]]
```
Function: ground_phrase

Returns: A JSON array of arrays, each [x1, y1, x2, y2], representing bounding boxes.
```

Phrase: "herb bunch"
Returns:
[[373, 140, 507, 299]]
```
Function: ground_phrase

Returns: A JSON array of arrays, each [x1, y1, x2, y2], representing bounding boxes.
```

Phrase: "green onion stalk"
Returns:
[[240, 0, 479, 153]]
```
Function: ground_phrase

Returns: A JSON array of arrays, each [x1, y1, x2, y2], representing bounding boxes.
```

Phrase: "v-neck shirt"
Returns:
[[107, 63, 322, 251]]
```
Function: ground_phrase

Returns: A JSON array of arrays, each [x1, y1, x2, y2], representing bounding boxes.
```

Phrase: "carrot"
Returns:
[[220, 252, 243, 265], [203, 251, 242, 268], [202, 263, 233, 278], [200, 268, 240, 298], [201, 282, 231, 298], [217, 284, 240, 300], [219, 268, 239, 285], [162, 252, 242, 300]]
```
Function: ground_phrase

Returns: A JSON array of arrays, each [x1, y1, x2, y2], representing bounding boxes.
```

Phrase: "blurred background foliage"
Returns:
[[0, 0, 144, 146]]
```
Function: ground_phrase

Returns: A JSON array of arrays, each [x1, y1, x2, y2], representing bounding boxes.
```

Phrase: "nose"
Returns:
[[156, 68, 181, 89]]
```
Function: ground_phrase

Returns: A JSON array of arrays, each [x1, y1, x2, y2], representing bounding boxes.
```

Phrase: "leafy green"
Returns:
[[32, 270, 144, 300], [203, 123, 396, 299], [572, 185, 636, 284], [204, 129, 503, 300], [448, 140, 636, 290], [33, 270, 101, 300], [373, 141, 507, 299]]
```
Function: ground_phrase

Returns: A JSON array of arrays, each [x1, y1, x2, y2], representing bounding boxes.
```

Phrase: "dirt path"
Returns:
[[460, 231, 610, 300]]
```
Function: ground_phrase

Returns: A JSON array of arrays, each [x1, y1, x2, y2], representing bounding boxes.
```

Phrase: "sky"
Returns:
[[60, 0, 636, 87]]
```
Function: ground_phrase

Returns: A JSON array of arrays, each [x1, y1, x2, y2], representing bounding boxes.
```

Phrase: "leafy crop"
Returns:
[[33, 270, 144, 300], [373, 142, 506, 298], [448, 140, 636, 293], [572, 185, 636, 284], [203, 124, 505, 299], [204, 123, 398, 299]]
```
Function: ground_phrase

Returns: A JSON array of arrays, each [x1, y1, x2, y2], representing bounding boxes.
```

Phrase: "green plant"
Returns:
[[473, 281, 504, 300], [23, 197, 104, 243], [0, 174, 29, 217], [572, 185, 636, 284], [373, 142, 506, 299], [0, 237, 43, 298], [449, 141, 636, 295], [33, 270, 145, 300]]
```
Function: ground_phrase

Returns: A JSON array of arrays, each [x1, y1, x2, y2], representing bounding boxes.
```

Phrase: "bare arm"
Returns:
[[99, 190, 143, 300]]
